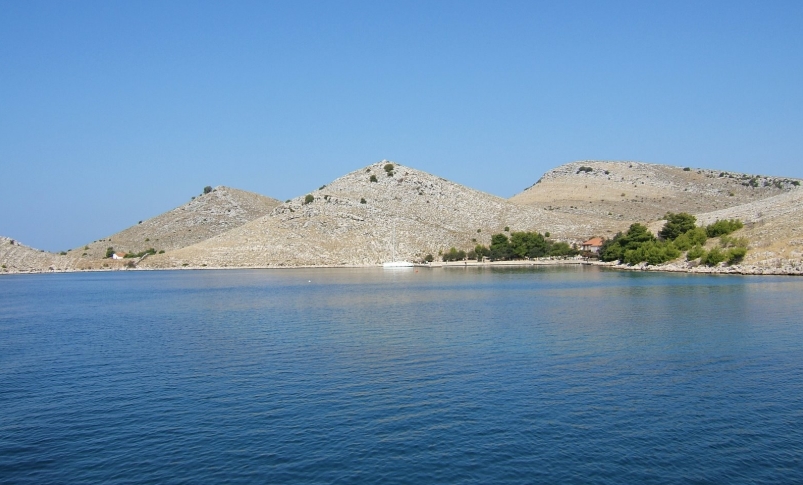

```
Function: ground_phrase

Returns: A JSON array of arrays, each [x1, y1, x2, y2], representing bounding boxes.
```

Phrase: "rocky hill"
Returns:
[[691, 188, 803, 268], [74, 186, 280, 260], [4, 160, 802, 274], [141, 162, 613, 268], [510, 161, 798, 226], [0, 237, 69, 273]]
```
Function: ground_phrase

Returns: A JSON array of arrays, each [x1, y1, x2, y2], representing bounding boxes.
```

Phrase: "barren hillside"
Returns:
[[510, 161, 798, 225], [691, 188, 803, 267], [142, 162, 613, 268], [0, 237, 71, 273], [73, 186, 280, 259]]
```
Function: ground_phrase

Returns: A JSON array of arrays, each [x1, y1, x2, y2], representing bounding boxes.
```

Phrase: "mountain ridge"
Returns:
[[2, 159, 802, 274]]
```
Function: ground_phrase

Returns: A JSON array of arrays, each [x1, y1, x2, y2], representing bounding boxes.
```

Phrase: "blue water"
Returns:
[[1, 267, 802, 484]]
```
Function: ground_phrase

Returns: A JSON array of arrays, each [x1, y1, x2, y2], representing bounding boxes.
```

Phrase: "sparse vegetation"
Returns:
[[384, 163, 395, 176], [124, 248, 157, 258], [683, 167, 691, 171], [304, 194, 314, 204], [424, 254, 434, 263], [204, 186, 213, 194], [360, 198, 366, 204], [105, 247, 115, 258], [576, 166, 593, 173], [370, 175, 378, 182]]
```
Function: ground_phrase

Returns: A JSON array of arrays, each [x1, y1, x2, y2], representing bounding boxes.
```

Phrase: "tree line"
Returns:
[[599, 213, 746, 266], [440, 231, 579, 262]]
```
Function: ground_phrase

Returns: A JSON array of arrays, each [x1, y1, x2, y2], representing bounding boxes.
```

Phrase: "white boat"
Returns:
[[383, 223, 414, 268], [383, 260, 414, 268]]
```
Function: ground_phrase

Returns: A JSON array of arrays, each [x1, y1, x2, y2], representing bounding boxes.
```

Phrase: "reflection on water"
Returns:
[[1, 267, 803, 484]]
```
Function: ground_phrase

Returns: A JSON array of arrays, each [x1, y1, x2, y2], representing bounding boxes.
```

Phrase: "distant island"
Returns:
[[2, 160, 802, 275]]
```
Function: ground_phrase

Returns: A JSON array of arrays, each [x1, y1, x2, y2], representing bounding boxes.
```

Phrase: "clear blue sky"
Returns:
[[2, 1, 802, 251]]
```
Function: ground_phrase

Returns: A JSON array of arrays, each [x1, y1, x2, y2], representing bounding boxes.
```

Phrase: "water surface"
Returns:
[[2, 267, 802, 484]]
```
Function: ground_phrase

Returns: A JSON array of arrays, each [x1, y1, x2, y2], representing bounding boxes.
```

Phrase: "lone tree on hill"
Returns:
[[203, 186, 213, 194]]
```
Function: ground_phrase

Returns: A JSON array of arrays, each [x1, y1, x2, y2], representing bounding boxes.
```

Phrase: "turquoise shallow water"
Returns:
[[1, 266, 802, 484]]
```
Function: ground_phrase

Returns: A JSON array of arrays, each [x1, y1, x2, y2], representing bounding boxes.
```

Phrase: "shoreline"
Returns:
[[2, 257, 802, 276]]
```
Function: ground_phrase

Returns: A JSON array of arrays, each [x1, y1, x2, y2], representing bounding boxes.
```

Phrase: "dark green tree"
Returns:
[[489, 233, 513, 260], [659, 212, 697, 240], [599, 223, 656, 262]]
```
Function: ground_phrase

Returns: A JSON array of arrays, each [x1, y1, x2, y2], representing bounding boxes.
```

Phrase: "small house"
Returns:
[[112, 252, 126, 260], [581, 237, 604, 254]]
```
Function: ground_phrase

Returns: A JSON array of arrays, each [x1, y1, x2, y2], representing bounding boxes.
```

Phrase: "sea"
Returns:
[[1, 266, 802, 484]]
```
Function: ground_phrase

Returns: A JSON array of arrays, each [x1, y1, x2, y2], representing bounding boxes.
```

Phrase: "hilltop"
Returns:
[[509, 161, 798, 226], [74, 186, 280, 259], [0, 237, 65, 273], [141, 162, 610, 268]]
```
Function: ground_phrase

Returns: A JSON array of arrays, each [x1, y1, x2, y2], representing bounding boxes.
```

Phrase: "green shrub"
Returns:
[[442, 247, 467, 262], [105, 247, 115, 258], [304, 194, 314, 204], [686, 245, 705, 261], [360, 198, 366, 204], [701, 247, 726, 266], [158, 250, 165, 254], [720, 235, 748, 249], [424, 254, 434, 263], [623, 240, 680, 266], [683, 167, 691, 171], [504, 226, 510, 232], [726, 247, 747, 265], [384, 163, 395, 176], [369, 175, 378, 182], [203, 186, 212, 194], [706, 219, 744, 237]]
